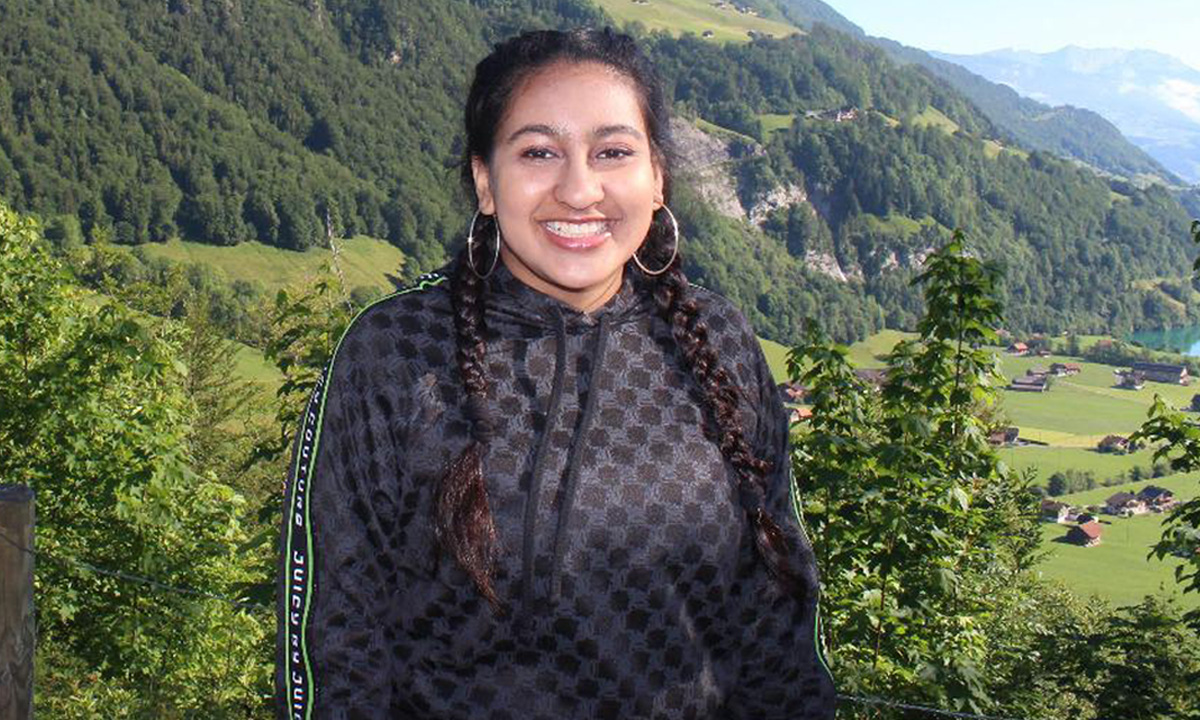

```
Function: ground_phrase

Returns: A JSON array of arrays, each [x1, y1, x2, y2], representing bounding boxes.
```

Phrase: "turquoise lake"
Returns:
[[1127, 326, 1200, 356]]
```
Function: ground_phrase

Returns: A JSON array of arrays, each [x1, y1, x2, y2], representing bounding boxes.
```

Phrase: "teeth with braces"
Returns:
[[544, 221, 611, 237]]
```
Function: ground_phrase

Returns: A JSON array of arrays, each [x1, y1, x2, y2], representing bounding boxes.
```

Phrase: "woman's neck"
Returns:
[[498, 254, 625, 314]]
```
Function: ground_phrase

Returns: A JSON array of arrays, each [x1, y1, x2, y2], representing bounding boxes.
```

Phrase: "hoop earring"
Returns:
[[632, 205, 679, 277], [467, 210, 501, 279]]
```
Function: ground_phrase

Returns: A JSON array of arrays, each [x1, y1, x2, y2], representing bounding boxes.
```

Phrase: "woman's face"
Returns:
[[472, 61, 664, 312]]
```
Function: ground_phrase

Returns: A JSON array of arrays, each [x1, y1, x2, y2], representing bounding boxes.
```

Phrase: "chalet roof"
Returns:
[[778, 382, 806, 402], [1041, 500, 1068, 512], [791, 406, 814, 420], [1106, 491, 1137, 505], [1131, 362, 1186, 375], [988, 427, 1019, 444], [1076, 521, 1102, 539], [1011, 375, 1047, 387], [1138, 485, 1173, 500]]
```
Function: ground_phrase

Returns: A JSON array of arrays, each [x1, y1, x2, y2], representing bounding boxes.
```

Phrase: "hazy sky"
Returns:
[[824, 0, 1200, 70]]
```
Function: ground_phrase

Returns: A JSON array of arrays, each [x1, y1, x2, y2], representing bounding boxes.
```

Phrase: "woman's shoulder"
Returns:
[[328, 270, 455, 381], [684, 281, 761, 364]]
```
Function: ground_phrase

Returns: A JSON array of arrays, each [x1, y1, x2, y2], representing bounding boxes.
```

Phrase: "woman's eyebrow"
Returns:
[[504, 123, 644, 144], [505, 123, 565, 144], [593, 124, 644, 140]]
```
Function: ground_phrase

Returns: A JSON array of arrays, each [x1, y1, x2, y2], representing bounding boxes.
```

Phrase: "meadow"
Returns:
[[141, 235, 405, 297], [1036, 471, 1200, 611], [591, 0, 799, 43]]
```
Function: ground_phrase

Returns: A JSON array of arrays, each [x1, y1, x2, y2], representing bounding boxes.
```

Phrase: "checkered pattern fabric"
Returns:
[[275, 260, 836, 719]]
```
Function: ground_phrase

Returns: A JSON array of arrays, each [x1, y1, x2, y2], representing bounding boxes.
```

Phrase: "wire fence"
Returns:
[[0, 526, 1037, 720], [0, 527, 270, 614]]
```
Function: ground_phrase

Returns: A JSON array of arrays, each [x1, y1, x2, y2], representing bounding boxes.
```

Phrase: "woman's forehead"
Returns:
[[500, 62, 649, 139]]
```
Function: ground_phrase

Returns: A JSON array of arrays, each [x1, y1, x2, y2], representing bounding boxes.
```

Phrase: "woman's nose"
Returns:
[[554, 157, 604, 209]]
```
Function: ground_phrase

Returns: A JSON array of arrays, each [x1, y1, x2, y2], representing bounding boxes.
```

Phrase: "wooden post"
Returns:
[[0, 484, 34, 720]]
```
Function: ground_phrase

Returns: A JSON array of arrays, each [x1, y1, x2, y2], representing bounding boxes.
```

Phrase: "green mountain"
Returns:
[[0, 0, 1195, 344]]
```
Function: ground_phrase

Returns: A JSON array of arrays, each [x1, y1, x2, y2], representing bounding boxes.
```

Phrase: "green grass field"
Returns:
[[1000, 445, 1155, 483], [911, 106, 960, 133], [233, 343, 284, 388], [141, 235, 406, 296], [759, 336, 791, 383], [758, 113, 795, 134], [909, 106, 1027, 160], [856, 212, 928, 236], [757, 329, 915, 385], [592, 0, 800, 43], [693, 117, 758, 145], [846, 329, 914, 367], [997, 351, 1194, 444], [1035, 472, 1200, 611]]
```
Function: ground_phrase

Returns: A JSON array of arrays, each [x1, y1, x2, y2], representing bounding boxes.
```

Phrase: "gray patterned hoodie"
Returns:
[[275, 260, 837, 719]]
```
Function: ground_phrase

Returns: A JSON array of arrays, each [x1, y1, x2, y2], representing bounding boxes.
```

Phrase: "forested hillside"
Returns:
[[0, 0, 1195, 343], [646, 27, 1195, 333]]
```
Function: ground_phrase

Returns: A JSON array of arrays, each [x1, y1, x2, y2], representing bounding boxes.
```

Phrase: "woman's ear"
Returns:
[[471, 156, 496, 215]]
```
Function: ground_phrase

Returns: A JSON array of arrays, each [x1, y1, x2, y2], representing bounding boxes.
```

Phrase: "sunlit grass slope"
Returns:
[[141, 236, 405, 295], [593, 0, 800, 43], [1036, 472, 1200, 611]]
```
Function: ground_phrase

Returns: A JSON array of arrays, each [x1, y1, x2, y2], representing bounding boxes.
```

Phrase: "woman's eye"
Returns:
[[521, 147, 557, 160], [597, 147, 633, 160]]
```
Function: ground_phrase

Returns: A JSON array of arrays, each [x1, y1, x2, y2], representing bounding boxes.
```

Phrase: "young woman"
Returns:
[[276, 27, 837, 720]]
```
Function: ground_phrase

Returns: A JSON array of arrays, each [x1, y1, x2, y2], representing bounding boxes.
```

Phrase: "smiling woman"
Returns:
[[470, 61, 664, 311], [275, 27, 837, 719]]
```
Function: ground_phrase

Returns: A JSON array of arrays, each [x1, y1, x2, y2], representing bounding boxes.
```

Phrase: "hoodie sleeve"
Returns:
[[723, 335, 838, 720], [275, 353, 399, 719]]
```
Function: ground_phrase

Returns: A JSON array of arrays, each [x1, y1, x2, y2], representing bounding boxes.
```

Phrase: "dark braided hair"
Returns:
[[439, 27, 807, 611]]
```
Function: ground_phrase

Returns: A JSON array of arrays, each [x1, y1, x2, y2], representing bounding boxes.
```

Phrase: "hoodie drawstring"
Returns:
[[518, 311, 614, 615], [549, 314, 611, 602], [520, 311, 569, 615]]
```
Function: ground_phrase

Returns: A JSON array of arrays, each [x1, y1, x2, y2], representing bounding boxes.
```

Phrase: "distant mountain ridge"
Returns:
[[933, 46, 1200, 184], [765, 0, 1177, 183]]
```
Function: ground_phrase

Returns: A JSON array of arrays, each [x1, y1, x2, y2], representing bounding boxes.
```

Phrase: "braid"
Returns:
[[644, 218, 809, 605], [436, 242, 503, 612]]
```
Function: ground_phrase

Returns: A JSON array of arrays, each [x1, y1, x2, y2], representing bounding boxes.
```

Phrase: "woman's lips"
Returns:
[[541, 220, 614, 249]]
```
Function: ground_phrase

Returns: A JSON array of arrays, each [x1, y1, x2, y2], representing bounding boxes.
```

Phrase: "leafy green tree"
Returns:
[[789, 231, 1041, 713], [0, 202, 270, 717], [1089, 596, 1200, 719]]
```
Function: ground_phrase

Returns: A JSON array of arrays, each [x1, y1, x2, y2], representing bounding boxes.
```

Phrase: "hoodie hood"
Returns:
[[480, 258, 658, 339]]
